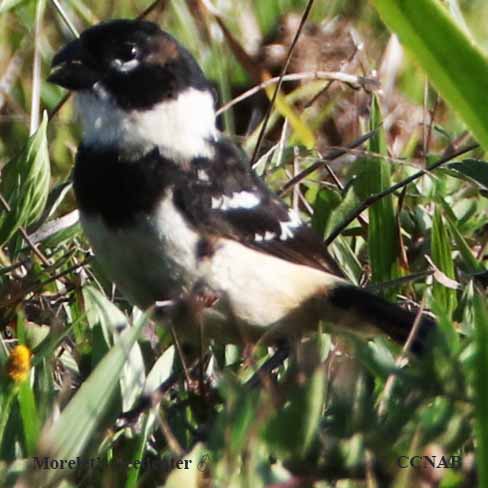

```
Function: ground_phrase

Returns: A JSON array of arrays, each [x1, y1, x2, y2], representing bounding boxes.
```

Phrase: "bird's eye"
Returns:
[[116, 43, 139, 63]]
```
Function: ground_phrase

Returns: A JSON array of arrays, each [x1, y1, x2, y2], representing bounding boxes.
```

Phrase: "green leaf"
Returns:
[[263, 366, 326, 458], [441, 200, 485, 274], [312, 188, 362, 284], [312, 187, 341, 237], [125, 412, 156, 488], [38, 311, 149, 486], [0, 0, 29, 14], [0, 387, 16, 452], [271, 90, 315, 149], [324, 183, 361, 240], [474, 293, 488, 488], [17, 381, 40, 456], [431, 207, 457, 318], [119, 337, 145, 412], [354, 97, 399, 294], [0, 112, 50, 246], [371, 0, 488, 150], [82, 286, 145, 410], [448, 159, 488, 194], [329, 239, 362, 285], [0, 337, 8, 368], [366, 97, 399, 287], [144, 346, 175, 394], [82, 286, 122, 364]]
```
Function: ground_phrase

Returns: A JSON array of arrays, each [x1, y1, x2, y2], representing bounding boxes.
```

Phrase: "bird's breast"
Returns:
[[80, 192, 201, 308]]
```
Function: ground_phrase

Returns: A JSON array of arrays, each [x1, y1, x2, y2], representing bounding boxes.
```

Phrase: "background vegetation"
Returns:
[[1, 0, 488, 486]]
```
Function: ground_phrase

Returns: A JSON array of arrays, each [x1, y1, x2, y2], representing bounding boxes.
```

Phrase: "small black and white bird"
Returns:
[[48, 19, 434, 352]]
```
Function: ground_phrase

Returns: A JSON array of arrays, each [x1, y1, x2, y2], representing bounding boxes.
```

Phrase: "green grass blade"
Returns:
[[0, 387, 16, 451], [0, 0, 28, 13], [0, 111, 50, 246], [38, 311, 150, 485], [431, 207, 457, 318], [124, 412, 156, 488], [263, 366, 326, 458], [17, 381, 40, 456], [366, 97, 399, 288], [371, 0, 488, 150], [354, 97, 399, 294], [441, 199, 485, 274], [448, 159, 488, 192], [313, 187, 362, 283], [474, 293, 488, 487]]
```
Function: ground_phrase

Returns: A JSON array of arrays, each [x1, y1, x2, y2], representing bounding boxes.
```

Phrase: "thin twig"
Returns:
[[324, 142, 479, 246], [422, 78, 429, 160], [246, 345, 290, 388], [366, 270, 434, 293], [170, 326, 193, 388], [116, 355, 206, 429], [155, 409, 184, 456], [29, 209, 79, 245], [116, 372, 179, 428], [378, 302, 426, 416], [250, 0, 316, 164], [48, 92, 71, 121], [50, 0, 80, 38], [0, 193, 50, 267], [396, 187, 409, 270], [36, 256, 90, 289], [292, 149, 299, 213], [18, 228, 50, 267], [296, 146, 425, 168], [136, 0, 169, 20], [0, 37, 29, 112], [0, 256, 90, 309], [216, 71, 378, 116], [30, 0, 46, 135], [278, 129, 378, 196], [0, 255, 32, 276], [304, 80, 333, 109], [322, 161, 368, 229], [46, 0, 80, 121]]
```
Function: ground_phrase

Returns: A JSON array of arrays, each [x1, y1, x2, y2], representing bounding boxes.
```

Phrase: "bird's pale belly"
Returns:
[[80, 197, 335, 342]]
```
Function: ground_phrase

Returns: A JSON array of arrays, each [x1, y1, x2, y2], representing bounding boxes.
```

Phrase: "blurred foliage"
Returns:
[[0, 0, 488, 487]]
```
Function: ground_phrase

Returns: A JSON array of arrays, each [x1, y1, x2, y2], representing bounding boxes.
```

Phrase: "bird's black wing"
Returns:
[[173, 138, 343, 275]]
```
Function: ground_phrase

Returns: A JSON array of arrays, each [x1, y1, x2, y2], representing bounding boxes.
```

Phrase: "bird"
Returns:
[[48, 19, 435, 354]]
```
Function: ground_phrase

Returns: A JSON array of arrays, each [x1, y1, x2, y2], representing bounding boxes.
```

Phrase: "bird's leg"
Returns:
[[246, 341, 290, 388], [176, 281, 221, 397], [154, 283, 221, 395], [189, 281, 221, 310], [115, 355, 207, 430]]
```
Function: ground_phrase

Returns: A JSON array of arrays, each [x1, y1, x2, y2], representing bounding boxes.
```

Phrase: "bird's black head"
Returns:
[[48, 19, 211, 110]]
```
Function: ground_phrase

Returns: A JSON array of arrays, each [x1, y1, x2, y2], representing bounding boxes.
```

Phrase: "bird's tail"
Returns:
[[325, 284, 436, 355]]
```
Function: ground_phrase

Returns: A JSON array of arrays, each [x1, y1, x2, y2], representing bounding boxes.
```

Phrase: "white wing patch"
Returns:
[[279, 210, 301, 240], [253, 210, 302, 242], [197, 169, 210, 181], [211, 191, 260, 211], [254, 231, 276, 242]]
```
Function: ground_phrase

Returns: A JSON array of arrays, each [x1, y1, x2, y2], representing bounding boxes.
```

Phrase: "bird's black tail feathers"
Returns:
[[327, 284, 436, 355]]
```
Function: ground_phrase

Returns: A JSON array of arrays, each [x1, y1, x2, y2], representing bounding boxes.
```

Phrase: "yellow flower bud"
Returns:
[[7, 345, 32, 383]]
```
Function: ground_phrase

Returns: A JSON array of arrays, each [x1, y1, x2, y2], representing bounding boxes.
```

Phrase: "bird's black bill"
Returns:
[[48, 38, 99, 90]]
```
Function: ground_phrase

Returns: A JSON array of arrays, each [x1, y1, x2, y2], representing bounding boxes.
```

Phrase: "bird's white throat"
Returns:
[[75, 84, 217, 161]]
